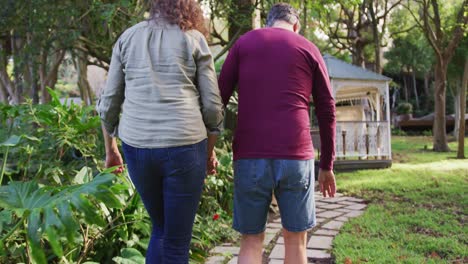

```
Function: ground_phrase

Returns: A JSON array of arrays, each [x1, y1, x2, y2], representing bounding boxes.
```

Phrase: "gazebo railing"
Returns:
[[335, 121, 390, 159]]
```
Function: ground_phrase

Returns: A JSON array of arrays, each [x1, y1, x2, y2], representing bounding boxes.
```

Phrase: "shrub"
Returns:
[[395, 102, 413, 115], [0, 89, 237, 263]]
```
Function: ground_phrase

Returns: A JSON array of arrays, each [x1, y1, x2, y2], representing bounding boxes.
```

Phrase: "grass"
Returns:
[[332, 136, 468, 263]]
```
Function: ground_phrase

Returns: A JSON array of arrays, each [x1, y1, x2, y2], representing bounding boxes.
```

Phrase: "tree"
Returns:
[[448, 37, 467, 140], [384, 31, 434, 111], [458, 58, 467, 158], [0, 0, 80, 104], [405, 0, 467, 152], [312, 0, 402, 71]]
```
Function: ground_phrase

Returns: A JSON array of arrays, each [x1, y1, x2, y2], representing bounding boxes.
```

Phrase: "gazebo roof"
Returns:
[[323, 54, 391, 82]]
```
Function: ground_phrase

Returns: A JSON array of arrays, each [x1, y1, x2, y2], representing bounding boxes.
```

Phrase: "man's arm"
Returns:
[[311, 54, 337, 197], [218, 41, 240, 106]]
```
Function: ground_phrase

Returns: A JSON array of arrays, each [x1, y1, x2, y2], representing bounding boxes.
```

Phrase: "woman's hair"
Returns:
[[150, 0, 207, 36]]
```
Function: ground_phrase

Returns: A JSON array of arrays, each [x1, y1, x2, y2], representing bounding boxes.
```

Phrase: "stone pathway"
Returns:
[[205, 192, 367, 264]]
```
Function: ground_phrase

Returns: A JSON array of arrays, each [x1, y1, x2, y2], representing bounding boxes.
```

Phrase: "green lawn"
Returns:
[[333, 136, 468, 263]]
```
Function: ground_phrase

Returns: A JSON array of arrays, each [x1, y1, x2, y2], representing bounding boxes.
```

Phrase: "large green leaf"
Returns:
[[112, 248, 145, 264], [0, 135, 21, 147], [0, 172, 123, 263], [0, 135, 40, 147]]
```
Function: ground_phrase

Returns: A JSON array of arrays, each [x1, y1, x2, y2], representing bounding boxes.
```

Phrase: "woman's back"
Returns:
[[98, 20, 223, 148]]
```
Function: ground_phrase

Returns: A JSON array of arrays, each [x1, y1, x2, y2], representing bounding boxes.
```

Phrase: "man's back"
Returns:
[[219, 27, 336, 170]]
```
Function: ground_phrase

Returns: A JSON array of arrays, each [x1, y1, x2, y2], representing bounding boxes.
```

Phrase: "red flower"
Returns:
[[212, 214, 220, 221]]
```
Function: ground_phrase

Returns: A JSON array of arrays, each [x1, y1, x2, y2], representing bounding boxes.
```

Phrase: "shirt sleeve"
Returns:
[[311, 55, 336, 171], [96, 39, 125, 137], [194, 34, 225, 135], [218, 41, 239, 106]]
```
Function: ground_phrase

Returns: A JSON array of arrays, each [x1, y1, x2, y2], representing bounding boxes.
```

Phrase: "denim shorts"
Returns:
[[233, 159, 316, 234]]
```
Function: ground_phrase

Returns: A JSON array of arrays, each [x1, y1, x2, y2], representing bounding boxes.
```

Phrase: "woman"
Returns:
[[97, 0, 224, 263]]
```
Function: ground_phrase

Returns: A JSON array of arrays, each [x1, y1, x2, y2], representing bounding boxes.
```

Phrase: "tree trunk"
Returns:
[[301, 0, 308, 36], [453, 79, 461, 140], [226, 0, 254, 131], [403, 72, 408, 101], [424, 72, 431, 110], [0, 38, 18, 104], [352, 44, 366, 68], [0, 79, 8, 104], [369, 1, 382, 74], [457, 59, 467, 159], [76, 51, 93, 105], [412, 70, 420, 110], [12, 35, 24, 103], [39, 49, 65, 103], [433, 59, 450, 152]]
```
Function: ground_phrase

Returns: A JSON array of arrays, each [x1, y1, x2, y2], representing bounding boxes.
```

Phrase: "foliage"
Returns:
[[0, 89, 103, 184], [395, 102, 413, 114], [333, 136, 468, 262], [0, 171, 122, 264], [0, 90, 237, 263], [384, 33, 434, 77]]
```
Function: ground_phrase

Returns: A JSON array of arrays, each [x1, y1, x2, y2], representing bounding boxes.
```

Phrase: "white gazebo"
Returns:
[[312, 55, 392, 170]]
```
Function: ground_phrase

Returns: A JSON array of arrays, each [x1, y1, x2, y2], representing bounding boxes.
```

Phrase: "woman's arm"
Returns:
[[97, 39, 125, 172], [193, 32, 225, 174]]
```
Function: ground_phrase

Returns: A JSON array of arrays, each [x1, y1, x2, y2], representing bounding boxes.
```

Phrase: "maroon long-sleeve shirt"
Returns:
[[218, 27, 336, 170]]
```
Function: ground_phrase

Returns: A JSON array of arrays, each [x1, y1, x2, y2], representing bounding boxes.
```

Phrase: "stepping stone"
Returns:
[[205, 255, 225, 264], [269, 259, 283, 264], [337, 200, 359, 205], [276, 236, 284, 244], [315, 217, 327, 224], [307, 236, 333, 250], [318, 203, 345, 209], [316, 211, 343, 219], [269, 244, 285, 259], [320, 197, 349, 203], [227, 257, 238, 264], [345, 204, 367, 210], [345, 210, 365, 218], [307, 249, 331, 259], [336, 216, 349, 222], [316, 208, 325, 213], [267, 223, 283, 229], [335, 208, 353, 213], [321, 220, 345, 230], [313, 229, 339, 236], [264, 232, 276, 246], [266, 228, 281, 234], [346, 197, 364, 202], [210, 246, 240, 255]]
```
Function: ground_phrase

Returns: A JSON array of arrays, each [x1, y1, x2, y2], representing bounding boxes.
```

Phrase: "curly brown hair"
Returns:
[[150, 0, 207, 36]]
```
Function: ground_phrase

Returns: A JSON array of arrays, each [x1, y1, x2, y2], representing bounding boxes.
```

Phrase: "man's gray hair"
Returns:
[[266, 3, 300, 27]]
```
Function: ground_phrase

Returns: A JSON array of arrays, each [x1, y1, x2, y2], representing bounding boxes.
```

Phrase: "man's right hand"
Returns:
[[318, 169, 336, 197]]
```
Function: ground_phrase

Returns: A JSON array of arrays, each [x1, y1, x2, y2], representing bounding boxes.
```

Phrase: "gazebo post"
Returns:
[[385, 82, 392, 160]]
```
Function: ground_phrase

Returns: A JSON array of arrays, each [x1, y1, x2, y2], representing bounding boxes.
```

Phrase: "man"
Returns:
[[218, 3, 337, 264]]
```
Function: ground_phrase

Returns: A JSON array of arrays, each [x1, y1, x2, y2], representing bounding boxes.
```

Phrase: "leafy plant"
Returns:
[[396, 102, 413, 115], [0, 170, 123, 263]]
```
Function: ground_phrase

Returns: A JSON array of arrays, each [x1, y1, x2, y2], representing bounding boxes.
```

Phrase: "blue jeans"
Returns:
[[122, 139, 207, 264], [233, 159, 315, 234]]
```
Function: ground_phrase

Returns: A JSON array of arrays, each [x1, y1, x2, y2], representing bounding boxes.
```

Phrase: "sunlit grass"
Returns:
[[333, 136, 468, 263]]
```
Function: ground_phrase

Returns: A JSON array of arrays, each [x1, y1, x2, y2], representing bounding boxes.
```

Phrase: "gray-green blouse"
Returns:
[[97, 20, 224, 148]]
